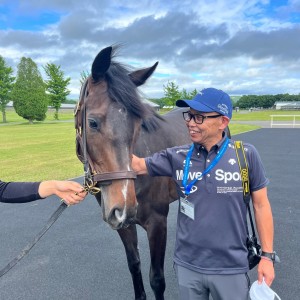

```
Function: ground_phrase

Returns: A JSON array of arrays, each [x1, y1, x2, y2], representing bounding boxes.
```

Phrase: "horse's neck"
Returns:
[[135, 113, 190, 156]]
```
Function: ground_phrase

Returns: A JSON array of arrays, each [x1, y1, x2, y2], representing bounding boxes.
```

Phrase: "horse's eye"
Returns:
[[88, 119, 98, 129]]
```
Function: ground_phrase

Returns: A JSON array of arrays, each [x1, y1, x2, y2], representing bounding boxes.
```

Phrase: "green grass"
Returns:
[[0, 122, 82, 181], [232, 109, 300, 121], [3, 108, 300, 124], [0, 108, 266, 182], [229, 124, 260, 135], [1, 108, 75, 124]]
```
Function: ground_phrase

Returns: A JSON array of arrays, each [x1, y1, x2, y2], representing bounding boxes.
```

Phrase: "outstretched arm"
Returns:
[[0, 180, 86, 205]]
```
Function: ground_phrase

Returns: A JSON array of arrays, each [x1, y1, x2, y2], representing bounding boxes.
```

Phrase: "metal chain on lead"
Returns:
[[83, 176, 101, 195]]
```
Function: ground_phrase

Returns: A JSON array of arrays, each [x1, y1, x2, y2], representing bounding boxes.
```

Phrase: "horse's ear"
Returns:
[[92, 46, 112, 81], [129, 62, 159, 87]]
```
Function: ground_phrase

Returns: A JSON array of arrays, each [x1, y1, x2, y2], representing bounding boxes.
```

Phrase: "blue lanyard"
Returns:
[[183, 137, 229, 196]]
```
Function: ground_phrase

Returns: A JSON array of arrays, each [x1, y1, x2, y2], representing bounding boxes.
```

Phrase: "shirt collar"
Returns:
[[195, 131, 229, 153]]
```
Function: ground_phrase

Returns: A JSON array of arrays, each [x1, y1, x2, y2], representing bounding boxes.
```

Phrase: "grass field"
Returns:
[[232, 109, 300, 121], [3, 108, 300, 124], [2, 108, 75, 123], [1, 108, 298, 181], [0, 122, 82, 181]]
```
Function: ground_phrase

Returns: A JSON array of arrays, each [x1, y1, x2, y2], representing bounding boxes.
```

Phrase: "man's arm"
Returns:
[[132, 155, 148, 175], [251, 187, 275, 286]]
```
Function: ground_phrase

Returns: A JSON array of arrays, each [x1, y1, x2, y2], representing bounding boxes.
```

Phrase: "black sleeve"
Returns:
[[0, 180, 42, 203]]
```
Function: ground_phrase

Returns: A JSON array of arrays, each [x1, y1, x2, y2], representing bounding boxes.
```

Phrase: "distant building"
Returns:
[[141, 98, 160, 111], [274, 101, 300, 110]]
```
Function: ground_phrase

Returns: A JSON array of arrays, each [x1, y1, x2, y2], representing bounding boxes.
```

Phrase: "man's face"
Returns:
[[184, 109, 229, 145]]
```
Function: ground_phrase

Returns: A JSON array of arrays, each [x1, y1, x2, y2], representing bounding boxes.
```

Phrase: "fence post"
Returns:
[[270, 115, 300, 128]]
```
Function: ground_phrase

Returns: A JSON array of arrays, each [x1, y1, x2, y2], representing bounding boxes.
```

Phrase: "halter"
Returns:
[[74, 78, 137, 194]]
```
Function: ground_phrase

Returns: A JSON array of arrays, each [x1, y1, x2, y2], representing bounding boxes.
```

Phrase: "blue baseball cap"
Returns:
[[176, 88, 232, 119]]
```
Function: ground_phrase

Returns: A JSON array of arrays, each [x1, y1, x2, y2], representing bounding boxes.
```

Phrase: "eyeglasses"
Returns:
[[182, 111, 222, 124]]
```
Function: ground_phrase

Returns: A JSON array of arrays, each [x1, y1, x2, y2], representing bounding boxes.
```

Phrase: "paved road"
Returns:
[[0, 128, 299, 299], [234, 128, 300, 300]]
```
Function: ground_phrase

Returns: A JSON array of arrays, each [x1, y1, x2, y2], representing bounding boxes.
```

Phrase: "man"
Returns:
[[132, 88, 275, 300], [0, 180, 86, 205]]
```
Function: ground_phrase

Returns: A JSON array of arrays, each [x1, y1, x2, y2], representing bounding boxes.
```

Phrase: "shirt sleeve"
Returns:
[[245, 144, 270, 192], [0, 180, 42, 203], [145, 149, 174, 177]]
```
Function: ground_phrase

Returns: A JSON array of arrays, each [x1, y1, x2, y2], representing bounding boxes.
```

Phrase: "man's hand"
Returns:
[[132, 155, 148, 175], [257, 258, 275, 286]]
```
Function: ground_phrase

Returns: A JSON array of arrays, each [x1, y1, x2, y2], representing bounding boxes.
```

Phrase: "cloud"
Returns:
[[0, 0, 299, 98]]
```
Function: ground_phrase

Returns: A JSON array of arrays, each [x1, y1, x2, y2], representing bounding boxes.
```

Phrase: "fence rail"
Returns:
[[270, 115, 300, 128]]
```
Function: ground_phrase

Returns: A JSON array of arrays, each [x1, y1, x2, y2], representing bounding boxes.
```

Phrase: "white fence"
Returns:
[[270, 115, 300, 128]]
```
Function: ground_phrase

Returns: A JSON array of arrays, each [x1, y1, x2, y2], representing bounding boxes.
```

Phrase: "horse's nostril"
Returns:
[[107, 207, 126, 230], [114, 208, 124, 220]]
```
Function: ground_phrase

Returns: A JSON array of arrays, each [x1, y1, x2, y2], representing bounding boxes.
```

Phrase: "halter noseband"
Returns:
[[75, 78, 137, 194]]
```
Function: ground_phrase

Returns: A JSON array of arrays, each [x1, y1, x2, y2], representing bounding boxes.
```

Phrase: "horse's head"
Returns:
[[75, 46, 158, 230]]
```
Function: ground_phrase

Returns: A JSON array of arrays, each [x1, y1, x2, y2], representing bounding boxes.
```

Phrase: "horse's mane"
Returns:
[[106, 46, 164, 133]]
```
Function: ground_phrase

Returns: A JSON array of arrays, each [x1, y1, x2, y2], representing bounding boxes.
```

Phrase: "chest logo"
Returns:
[[183, 159, 192, 167], [228, 158, 236, 165]]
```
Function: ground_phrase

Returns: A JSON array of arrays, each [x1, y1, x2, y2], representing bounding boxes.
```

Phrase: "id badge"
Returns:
[[180, 197, 194, 220]]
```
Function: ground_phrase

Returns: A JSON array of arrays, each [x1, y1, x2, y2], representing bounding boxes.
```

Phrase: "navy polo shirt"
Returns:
[[145, 135, 269, 275]]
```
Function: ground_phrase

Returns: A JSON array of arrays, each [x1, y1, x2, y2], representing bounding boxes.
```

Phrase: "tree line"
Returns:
[[235, 94, 300, 109], [152, 81, 300, 109], [0, 55, 76, 123], [1, 55, 300, 123]]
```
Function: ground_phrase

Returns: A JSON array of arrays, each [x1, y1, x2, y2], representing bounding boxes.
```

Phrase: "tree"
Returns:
[[151, 98, 166, 109], [0, 56, 15, 123], [12, 57, 48, 124], [189, 88, 198, 99], [44, 63, 71, 120], [180, 88, 190, 100], [180, 88, 198, 100], [163, 81, 181, 106], [280, 94, 300, 102]]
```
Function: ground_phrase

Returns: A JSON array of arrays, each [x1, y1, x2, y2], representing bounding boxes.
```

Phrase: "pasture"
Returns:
[[0, 122, 82, 181], [2, 108, 299, 181], [232, 109, 300, 121]]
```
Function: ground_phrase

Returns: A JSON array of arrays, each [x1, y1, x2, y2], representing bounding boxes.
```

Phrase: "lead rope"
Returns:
[[0, 178, 101, 279], [0, 202, 68, 278], [0, 180, 100, 278]]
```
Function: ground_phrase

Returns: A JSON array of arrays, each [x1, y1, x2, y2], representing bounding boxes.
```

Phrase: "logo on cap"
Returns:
[[218, 104, 229, 115]]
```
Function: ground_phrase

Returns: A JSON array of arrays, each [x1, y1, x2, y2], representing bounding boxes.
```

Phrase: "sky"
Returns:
[[0, 0, 300, 99]]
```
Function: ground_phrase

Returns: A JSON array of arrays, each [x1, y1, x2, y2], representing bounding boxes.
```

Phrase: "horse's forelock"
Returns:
[[106, 61, 149, 119]]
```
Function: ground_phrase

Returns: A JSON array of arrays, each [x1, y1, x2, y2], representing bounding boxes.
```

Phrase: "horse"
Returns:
[[75, 45, 230, 300]]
